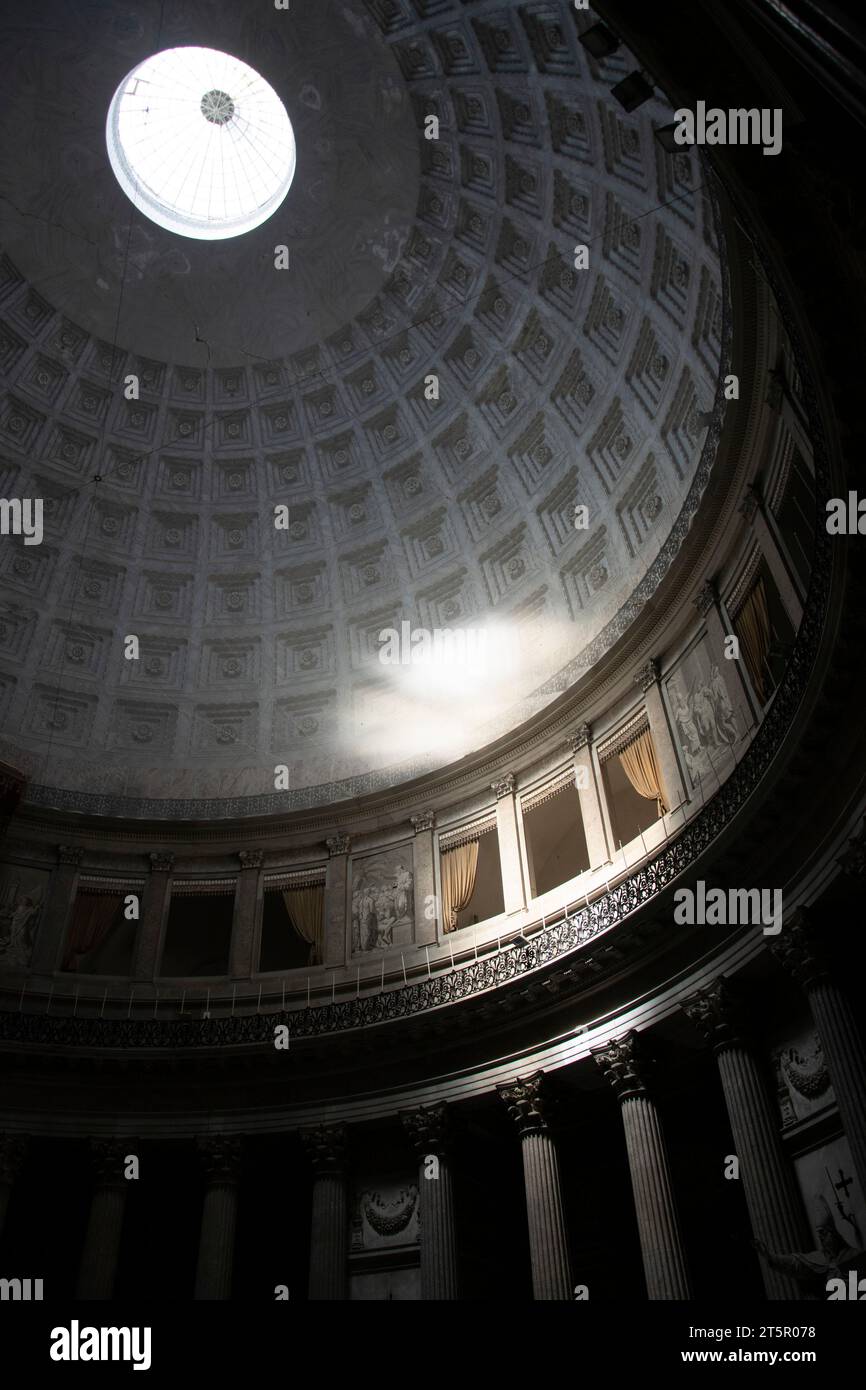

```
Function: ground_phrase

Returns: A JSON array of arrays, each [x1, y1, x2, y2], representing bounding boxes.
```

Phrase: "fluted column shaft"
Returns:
[[715, 1043, 807, 1299], [770, 916, 866, 1196], [803, 980, 866, 1193], [303, 1123, 348, 1300], [498, 1073, 571, 1300], [402, 1104, 458, 1300], [194, 1136, 241, 1300], [594, 1033, 692, 1300], [76, 1140, 130, 1300], [620, 1094, 691, 1299], [520, 1130, 571, 1299]]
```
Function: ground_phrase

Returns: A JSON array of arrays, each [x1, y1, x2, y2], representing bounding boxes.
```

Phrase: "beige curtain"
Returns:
[[441, 840, 480, 933], [63, 893, 122, 971], [282, 885, 324, 963], [619, 729, 668, 816], [734, 577, 771, 704]]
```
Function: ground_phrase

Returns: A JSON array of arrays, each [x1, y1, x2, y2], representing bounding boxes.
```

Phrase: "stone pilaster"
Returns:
[[132, 853, 174, 981], [634, 660, 687, 813], [194, 1136, 242, 1301], [324, 836, 350, 968], [302, 1123, 348, 1301], [769, 911, 866, 1195], [76, 1139, 132, 1300], [0, 763, 24, 850], [230, 850, 264, 978], [0, 1133, 28, 1241], [411, 811, 437, 947], [491, 773, 527, 914], [681, 980, 810, 1300], [592, 1032, 692, 1299], [401, 1103, 458, 1300], [497, 1072, 571, 1300], [30, 846, 84, 975], [739, 486, 803, 628], [568, 724, 611, 868]]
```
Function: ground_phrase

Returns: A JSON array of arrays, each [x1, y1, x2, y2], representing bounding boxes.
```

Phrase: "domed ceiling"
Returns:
[[0, 0, 726, 818]]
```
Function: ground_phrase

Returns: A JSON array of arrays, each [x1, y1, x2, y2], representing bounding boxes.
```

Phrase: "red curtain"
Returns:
[[63, 893, 122, 971]]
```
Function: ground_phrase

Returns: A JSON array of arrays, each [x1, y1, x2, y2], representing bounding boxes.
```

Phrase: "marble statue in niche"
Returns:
[[350, 847, 414, 953]]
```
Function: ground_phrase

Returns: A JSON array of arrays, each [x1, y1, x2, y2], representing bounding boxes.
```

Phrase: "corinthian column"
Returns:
[[401, 1103, 458, 1300], [497, 1072, 571, 1300], [302, 1123, 348, 1300], [681, 980, 810, 1300], [194, 1136, 242, 1300], [769, 909, 866, 1195], [76, 1139, 132, 1300], [0, 1133, 28, 1241], [592, 1032, 692, 1299]]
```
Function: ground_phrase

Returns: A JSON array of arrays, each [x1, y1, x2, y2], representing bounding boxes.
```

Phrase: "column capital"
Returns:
[[634, 659, 660, 693], [401, 1102, 450, 1157], [410, 810, 436, 834], [0, 1133, 28, 1184], [58, 845, 85, 867], [766, 908, 828, 988], [301, 1122, 347, 1175], [238, 850, 263, 871], [497, 1071, 550, 1136], [149, 852, 174, 873], [196, 1135, 242, 1184], [490, 772, 515, 800], [326, 835, 350, 858], [88, 1138, 132, 1188], [680, 979, 743, 1052], [837, 820, 866, 879], [568, 722, 591, 754], [591, 1030, 652, 1100], [739, 484, 761, 522], [694, 581, 717, 617]]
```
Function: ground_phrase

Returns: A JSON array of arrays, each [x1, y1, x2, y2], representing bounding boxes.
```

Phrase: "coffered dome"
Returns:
[[0, 0, 724, 817]]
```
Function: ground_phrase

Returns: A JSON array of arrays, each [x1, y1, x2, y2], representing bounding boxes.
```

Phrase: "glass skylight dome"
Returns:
[[106, 47, 296, 240]]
